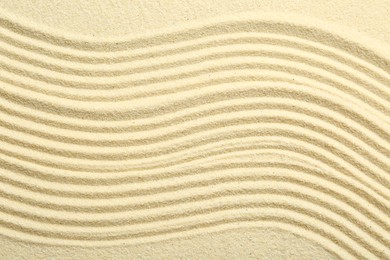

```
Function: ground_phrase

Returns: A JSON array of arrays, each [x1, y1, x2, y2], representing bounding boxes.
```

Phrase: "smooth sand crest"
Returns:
[[0, 3, 389, 260], [0, 227, 339, 260]]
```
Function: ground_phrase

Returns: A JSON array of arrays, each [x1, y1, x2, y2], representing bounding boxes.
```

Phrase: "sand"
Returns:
[[0, 1, 389, 259]]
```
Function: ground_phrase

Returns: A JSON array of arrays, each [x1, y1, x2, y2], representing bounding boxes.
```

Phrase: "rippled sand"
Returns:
[[0, 1, 389, 259]]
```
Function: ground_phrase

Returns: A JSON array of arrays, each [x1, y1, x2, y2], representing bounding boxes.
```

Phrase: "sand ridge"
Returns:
[[0, 8, 389, 259]]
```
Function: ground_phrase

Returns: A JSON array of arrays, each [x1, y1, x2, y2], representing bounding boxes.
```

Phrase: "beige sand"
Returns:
[[0, 1, 389, 259]]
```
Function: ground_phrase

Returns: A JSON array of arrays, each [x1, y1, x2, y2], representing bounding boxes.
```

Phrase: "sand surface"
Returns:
[[0, 1, 389, 259]]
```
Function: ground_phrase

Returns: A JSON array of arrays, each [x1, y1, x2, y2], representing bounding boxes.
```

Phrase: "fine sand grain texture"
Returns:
[[0, 1, 389, 259]]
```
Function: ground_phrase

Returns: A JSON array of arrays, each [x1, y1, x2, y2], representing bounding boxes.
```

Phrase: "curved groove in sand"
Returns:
[[0, 9, 388, 258], [0, 144, 388, 209], [0, 161, 389, 248], [1, 125, 388, 197]]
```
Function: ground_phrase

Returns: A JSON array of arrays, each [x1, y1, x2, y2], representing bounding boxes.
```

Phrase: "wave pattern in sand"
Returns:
[[0, 12, 389, 259]]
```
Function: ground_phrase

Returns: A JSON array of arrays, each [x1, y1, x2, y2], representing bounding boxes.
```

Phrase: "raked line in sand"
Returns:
[[0, 10, 389, 259]]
